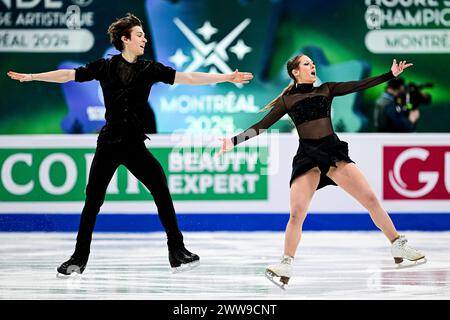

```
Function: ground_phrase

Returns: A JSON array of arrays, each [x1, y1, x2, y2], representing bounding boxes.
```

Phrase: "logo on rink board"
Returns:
[[0, 147, 268, 201], [383, 146, 450, 200]]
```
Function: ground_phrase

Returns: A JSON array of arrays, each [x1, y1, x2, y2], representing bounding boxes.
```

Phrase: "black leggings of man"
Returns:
[[73, 140, 183, 259]]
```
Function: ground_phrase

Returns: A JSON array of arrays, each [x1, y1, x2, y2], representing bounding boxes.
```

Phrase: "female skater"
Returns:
[[218, 54, 425, 288], [8, 13, 253, 276]]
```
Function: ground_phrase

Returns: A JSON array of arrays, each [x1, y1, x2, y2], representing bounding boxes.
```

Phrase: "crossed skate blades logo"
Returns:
[[168, 18, 253, 88]]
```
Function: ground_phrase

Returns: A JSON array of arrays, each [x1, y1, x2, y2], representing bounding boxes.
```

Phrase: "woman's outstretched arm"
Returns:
[[7, 70, 75, 83], [175, 69, 253, 85], [217, 99, 287, 156], [327, 59, 412, 97]]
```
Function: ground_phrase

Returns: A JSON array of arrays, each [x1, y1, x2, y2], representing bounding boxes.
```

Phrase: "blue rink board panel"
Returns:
[[0, 213, 449, 231]]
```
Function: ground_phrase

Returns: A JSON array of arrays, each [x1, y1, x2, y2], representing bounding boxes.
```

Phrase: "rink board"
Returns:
[[1, 133, 449, 231]]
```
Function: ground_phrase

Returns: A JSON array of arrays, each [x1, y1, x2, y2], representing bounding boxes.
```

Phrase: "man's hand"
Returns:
[[7, 71, 33, 82], [228, 69, 253, 84]]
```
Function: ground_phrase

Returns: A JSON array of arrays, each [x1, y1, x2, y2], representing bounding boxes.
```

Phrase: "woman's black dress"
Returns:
[[231, 71, 394, 190]]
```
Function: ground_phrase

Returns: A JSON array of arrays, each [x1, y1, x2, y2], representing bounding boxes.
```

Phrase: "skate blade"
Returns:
[[394, 257, 427, 269], [171, 260, 200, 274], [56, 272, 82, 279], [265, 270, 288, 290], [56, 265, 85, 279]]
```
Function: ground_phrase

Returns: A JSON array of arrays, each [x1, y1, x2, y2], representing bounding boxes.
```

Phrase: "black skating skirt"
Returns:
[[290, 133, 354, 190]]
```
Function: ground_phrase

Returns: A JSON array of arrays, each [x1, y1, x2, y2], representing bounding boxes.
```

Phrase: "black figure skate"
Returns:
[[56, 256, 88, 278], [169, 246, 200, 273]]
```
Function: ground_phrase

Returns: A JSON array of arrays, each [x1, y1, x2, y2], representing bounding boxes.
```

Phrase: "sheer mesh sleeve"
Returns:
[[231, 98, 287, 146], [327, 71, 394, 97]]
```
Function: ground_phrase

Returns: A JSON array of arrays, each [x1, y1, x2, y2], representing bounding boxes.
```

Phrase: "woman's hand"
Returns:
[[216, 137, 234, 157], [391, 59, 413, 77], [228, 69, 253, 84], [7, 71, 33, 82]]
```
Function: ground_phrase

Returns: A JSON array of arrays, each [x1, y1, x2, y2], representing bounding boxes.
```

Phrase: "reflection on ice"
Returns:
[[0, 232, 448, 299]]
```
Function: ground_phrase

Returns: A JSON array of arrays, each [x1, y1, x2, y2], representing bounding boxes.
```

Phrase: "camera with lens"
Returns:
[[397, 82, 433, 112]]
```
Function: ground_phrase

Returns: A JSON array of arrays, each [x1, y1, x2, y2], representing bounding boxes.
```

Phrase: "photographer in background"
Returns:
[[374, 78, 420, 133]]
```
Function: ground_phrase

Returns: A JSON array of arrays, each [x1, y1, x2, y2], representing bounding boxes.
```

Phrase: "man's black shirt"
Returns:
[[74, 54, 176, 144]]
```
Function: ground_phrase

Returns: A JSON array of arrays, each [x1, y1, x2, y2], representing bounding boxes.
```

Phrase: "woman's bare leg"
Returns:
[[327, 162, 399, 242], [284, 167, 321, 257]]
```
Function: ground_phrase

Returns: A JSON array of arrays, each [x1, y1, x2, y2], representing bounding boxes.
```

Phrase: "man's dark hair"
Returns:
[[387, 77, 405, 90], [107, 13, 142, 51]]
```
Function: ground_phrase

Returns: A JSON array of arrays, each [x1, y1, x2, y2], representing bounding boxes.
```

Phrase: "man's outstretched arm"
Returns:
[[174, 69, 253, 85], [7, 70, 75, 83]]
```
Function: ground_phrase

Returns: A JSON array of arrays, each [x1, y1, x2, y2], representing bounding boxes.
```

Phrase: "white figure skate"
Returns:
[[265, 255, 293, 290], [391, 235, 427, 268]]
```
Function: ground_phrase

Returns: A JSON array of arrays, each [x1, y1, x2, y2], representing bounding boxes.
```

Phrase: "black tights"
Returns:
[[73, 140, 183, 258]]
